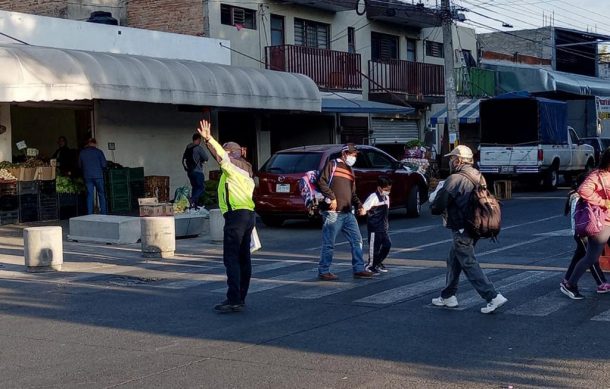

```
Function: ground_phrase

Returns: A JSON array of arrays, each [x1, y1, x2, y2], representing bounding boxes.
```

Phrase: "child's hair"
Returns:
[[378, 176, 392, 188]]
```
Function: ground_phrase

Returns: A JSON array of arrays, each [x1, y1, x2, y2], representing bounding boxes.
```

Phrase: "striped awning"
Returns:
[[430, 99, 482, 125]]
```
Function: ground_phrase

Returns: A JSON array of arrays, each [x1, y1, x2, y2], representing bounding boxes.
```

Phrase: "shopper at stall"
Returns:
[[79, 138, 107, 215], [52, 136, 76, 175], [182, 133, 209, 208]]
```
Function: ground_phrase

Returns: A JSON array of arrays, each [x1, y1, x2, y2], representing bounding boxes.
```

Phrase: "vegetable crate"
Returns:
[[0, 210, 18, 225], [144, 176, 170, 203]]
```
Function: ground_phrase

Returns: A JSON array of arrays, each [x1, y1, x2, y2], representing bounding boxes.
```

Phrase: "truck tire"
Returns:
[[543, 166, 558, 190], [406, 185, 421, 218]]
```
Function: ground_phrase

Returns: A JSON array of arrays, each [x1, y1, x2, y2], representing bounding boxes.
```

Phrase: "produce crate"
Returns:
[[39, 205, 58, 221], [144, 176, 170, 202], [129, 181, 145, 209], [19, 193, 39, 208], [0, 181, 17, 196], [18, 181, 38, 195], [107, 181, 129, 198], [19, 207, 39, 223], [128, 167, 145, 182], [0, 195, 19, 211], [38, 180, 56, 194], [58, 193, 79, 220], [0, 210, 18, 225], [108, 196, 131, 214], [106, 168, 129, 184]]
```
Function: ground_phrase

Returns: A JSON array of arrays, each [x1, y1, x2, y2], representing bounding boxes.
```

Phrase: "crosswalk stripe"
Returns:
[[353, 272, 446, 304], [213, 268, 322, 294], [287, 268, 417, 300], [253, 261, 305, 273], [454, 271, 557, 311], [506, 290, 571, 317], [591, 309, 610, 322]]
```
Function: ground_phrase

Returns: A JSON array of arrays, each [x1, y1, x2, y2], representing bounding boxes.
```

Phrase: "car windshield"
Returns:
[[260, 152, 322, 174]]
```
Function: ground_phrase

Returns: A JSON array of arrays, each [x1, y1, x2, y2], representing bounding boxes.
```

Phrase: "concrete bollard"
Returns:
[[23, 226, 63, 272], [209, 208, 224, 243], [140, 217, 175, 258]]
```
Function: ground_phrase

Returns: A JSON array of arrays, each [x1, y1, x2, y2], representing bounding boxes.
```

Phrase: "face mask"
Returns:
[[382, 190, 390, 196], [345, 155, 356, 166]]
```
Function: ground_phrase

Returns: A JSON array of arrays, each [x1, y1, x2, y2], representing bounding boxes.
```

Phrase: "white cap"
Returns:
[[444, 145, 473, 159]]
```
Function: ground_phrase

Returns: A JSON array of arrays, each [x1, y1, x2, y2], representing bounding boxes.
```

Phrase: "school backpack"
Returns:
[[459, 172, 502, 240], [182, 145, 197, 172], [298, 160, 337, 216]]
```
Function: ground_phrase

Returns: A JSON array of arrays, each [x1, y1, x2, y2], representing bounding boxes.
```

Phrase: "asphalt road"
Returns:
[[1, 188, 609, 388]]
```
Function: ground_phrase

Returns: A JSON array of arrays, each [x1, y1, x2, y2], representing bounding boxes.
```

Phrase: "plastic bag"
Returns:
[[173, 186, 191, 213]]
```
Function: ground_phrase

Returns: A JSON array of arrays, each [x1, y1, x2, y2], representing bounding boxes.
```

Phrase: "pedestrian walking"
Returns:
[[182, 133, 209, 208], [197, 119, 255, 313], [562, 175, 610, 296], [78, 138, 107, 215], [430, 145, 507, 313], [561, 148, 610, 299], [362, 176, 392, 274], [317, 143, 373, 280]]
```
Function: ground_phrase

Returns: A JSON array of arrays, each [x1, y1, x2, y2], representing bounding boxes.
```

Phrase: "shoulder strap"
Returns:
[[328, 159, 338, 186], [598, 171, 607, 200]]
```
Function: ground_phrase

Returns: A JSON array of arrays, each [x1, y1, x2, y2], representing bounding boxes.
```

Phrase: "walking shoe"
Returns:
[[431, 296, 459, 308], [318, 273, 339, 281], [214, 300, 244, 313], [481, 293, 508, 314], [597, 283, 610, 294], [377, 264, 389, 273], [560, 281, 584, 300], [353, 270, 374, 279], [368, 266, 381, 275]]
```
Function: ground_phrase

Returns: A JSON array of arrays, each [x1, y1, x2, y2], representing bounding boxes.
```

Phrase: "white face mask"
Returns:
[[345, 155, 356, 166], [382, 190, 390, 196]]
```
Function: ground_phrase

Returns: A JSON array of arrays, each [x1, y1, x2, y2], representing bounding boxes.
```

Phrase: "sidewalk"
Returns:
[[0, 220, 228, 286]]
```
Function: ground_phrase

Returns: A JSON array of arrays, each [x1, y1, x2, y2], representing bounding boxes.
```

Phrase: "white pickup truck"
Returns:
[[477, 95, 594, 189]]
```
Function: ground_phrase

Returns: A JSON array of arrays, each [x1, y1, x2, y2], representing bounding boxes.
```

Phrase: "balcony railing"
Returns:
[[368, 59, 444, 97], [456, 67, 497, 97], [265, 45, 362, 91]]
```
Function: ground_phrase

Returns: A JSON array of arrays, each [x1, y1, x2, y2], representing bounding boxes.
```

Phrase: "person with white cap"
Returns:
[[198, 119, 255, 313], [430, 145, 508, 314]]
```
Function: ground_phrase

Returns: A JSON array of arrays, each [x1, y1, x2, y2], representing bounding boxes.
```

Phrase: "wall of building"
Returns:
[[94, 100, 207, 195], [126, 0, 204, 36], [0, 104, 11, 162], [0, 0, 67, 18], [0, 0, 126, 22], [478, 27, 553, 61], [0, 10, 230, 64]]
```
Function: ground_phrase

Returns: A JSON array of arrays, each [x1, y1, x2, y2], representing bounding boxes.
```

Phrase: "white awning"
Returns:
[[0, 43, 321, 111]]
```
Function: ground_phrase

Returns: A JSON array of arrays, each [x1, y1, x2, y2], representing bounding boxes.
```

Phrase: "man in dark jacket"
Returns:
[[78, 138, 107, 214], [430, 145, 507, 314], [317, 143, 373, 280], [182, 133, 209, 208]]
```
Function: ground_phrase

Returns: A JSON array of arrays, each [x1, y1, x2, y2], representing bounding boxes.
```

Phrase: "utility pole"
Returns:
[[441, 0, 459, 149]]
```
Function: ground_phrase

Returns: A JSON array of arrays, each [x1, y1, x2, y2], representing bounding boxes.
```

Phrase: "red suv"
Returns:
[[254, 144, 429, 226]]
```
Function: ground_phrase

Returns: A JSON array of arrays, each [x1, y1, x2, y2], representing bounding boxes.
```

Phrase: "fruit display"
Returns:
[[0, 168, 17, 181], [0, 161, 18, 169], [56, 176, 85, 194]]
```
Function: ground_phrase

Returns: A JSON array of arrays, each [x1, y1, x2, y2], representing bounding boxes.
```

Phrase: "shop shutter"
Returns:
[[370, 118, 419, 145]]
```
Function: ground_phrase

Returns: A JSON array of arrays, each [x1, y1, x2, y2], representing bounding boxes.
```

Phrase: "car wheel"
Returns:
[[543, 166, 558, 190], [260, 215, 284, 227], [406, 185, 421, 218]]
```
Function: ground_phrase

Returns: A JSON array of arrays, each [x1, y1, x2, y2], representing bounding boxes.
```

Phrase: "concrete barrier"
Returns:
[[209, 208, 224, 243], [68, 215, 141, 244], [24, 226, 63, 272], [140, 217, 175, 258]]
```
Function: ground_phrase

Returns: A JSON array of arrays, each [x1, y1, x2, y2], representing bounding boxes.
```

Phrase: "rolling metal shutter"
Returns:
[[370, 118, 419, 144]]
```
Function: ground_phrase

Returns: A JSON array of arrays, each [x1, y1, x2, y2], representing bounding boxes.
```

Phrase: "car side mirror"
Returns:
[[577, 139, 584, 146]]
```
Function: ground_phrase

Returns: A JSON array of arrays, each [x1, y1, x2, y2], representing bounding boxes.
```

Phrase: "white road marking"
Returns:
[[287, 267, 416, 300], [353, 273, 447, 304], [478, 237, 547, 257], [506, 290, 571, 317], [213, 268, 322, 294], [591, 309, 610, 322], [454, 271, 557, 310]]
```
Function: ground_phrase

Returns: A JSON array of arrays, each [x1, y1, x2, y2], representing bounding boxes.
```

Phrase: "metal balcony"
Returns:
[[368, 59, 445, 100], [265, 45, 362, 91]]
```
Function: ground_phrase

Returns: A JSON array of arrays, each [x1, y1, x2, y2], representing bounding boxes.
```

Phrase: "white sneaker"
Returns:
[[431, 296, 458, 308], [481, 293, 508, 314]]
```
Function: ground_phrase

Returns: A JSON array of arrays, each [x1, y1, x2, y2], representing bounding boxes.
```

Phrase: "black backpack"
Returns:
[[182, 145, 197, 172], [459, 172, 502, 241]]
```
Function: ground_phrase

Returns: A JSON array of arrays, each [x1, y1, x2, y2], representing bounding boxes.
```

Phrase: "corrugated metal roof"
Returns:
[[0, 43, 321, 111]]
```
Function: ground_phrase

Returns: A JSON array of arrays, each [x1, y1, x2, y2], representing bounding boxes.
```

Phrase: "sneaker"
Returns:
[[481, 293, 508, 314], [368, 266, 381, 275], [377, 264, 389, 273], [353, 270, 374, 279], [431, 296, 459, 308], [318, 273, 339, 281], [597, 283, 610, 294], [560, 281, 584, 300], [214, 300, 244, 313]]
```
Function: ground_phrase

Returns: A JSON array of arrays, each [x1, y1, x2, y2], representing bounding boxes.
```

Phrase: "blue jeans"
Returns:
[[441, 230, 497, 302], [319, 211, 366, 274], [85, 178, 107, 215], [188, 171, 205, 206]]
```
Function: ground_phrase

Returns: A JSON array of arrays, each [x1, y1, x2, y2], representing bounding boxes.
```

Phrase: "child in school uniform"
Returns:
[[362, 176, 392, 274]]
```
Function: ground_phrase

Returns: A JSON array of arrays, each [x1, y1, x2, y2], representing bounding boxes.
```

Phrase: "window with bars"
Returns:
[[371, 32, 399, 61], [294, 18, 330, 49], [406, 38, 416, 62], [220, 4, 256, 30], [425, 41, 444, 58], [270, 14, 284, 46]]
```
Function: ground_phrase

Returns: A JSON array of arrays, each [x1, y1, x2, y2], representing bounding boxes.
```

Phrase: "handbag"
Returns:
[[250, 227, 262, 253], [574, 172, 608, 237]]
